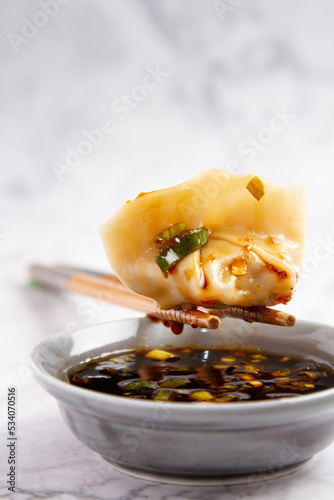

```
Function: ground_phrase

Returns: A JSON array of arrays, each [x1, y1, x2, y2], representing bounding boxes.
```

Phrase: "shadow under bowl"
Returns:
[[30, 317, 334, 485]]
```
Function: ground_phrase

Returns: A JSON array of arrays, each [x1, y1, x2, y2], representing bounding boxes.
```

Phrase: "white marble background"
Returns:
[[1, 1, 334, 499]]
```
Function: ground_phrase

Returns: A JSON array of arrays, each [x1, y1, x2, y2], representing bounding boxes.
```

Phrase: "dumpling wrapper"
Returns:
[[99, 170, 305, 309]]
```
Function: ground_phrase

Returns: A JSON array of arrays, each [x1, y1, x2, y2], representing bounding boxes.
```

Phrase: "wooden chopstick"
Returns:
[[31, 264, 156, 313], [30, 265, 221, 329], [56, 265, 296, 328], [203, 306, 296, 327], [29, 264, 296, 329]]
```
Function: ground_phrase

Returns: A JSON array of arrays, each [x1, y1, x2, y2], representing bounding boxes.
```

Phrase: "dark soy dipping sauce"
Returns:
[[67, 347, 334, 403]]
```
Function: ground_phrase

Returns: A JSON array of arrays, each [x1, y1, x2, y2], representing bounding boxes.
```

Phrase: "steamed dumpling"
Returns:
[[99, 170, 305, 309]]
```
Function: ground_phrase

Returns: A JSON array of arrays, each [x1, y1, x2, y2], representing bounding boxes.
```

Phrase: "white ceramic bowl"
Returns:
[[30, 318, 334, 485]]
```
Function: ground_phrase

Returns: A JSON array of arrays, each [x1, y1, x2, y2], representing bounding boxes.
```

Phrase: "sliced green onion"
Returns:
[[154, 226, 209, 274], [114, 370, 134, 378], [154, 222, 189, 248], [159, 378, 188, 388], [154, 390, 173, 401], [103, 367, 134, 378], [246, 176, 265, 201], [123, 380, 155, 392], [214, 394, 239, 402], [221, 384, 238, 390]]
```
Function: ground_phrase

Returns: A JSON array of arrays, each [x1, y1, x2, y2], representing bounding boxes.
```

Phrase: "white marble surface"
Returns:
[[1, 0, 334, 498]]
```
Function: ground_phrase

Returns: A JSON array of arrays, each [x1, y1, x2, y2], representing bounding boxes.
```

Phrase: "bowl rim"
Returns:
[[30, 317, 334, 417]]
